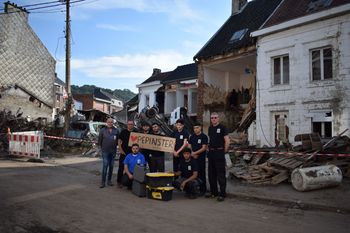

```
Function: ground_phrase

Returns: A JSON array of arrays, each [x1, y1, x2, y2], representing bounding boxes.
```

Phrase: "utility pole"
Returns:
[[63, 0, 71, 134]]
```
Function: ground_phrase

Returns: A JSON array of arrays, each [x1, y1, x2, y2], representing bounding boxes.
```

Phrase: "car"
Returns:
[[66, 121, 119, 139]]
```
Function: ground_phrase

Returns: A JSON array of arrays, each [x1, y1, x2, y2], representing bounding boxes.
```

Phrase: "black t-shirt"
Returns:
[[119, 129, 135, 155], [171, 129, 190, 151], [188, 133, 208, 159], [208, 123, 228, 149], [180, 159, 198, 179], [149, 131, 165, 157]]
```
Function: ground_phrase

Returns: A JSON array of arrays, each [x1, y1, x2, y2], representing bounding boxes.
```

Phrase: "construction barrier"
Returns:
[[44, 135, 96, 143], [8, 131, 42, 158], [230, 150, 350, 157]]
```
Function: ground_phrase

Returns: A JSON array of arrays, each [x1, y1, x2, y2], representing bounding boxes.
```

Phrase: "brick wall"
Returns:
[[73, 94, 93, 110]]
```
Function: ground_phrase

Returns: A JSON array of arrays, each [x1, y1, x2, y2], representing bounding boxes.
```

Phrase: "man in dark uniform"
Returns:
[[117, 120, 136, 188], [188, 122, 208, 195], [171, 119, 190, 173], [98, 117, 119, 188], [139, 121, 152, 165], [206, 112, 230, 201], [173, 148, 201, 199], [149, 122, 165, 172]]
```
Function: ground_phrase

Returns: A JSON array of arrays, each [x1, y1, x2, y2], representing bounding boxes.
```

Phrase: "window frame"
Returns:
[[272, 55, 290, 86], [310, 46, 333, 81]]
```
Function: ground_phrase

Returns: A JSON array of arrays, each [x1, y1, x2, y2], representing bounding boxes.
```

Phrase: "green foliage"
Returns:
[[71, 85, 136, 102]]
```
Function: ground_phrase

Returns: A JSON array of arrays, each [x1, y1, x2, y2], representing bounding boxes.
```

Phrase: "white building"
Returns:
[[252, 0, 350, 146]]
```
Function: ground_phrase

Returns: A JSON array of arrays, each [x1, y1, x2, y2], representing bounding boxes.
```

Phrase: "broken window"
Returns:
[[272, 55, 289, 85], [311, 47, 332, 81], [310, 110, 333, 138]]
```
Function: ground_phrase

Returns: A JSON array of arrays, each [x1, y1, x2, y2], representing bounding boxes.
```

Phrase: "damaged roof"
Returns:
[[262, 0, 349, 28], [162, 63, 197, 84], [194, 0, 283, 60]]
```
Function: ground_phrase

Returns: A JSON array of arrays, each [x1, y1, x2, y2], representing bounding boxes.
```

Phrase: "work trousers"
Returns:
[[101, 151, 115, 184], [173, 153, 183, 172], [121, 173, 133, 189], [196, 157, 207, 194], [117, 153, 126, 184], [149, 156, 165, 173], [208, 150, 226, 197], [173, 177, 201, 196]]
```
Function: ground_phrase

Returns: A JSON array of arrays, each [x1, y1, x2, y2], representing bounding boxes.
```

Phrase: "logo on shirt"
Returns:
[[198, 139, 201, 144], [180, 135, 183, 139], [188, 165, 191, 171], [217, 128, 221, 133]]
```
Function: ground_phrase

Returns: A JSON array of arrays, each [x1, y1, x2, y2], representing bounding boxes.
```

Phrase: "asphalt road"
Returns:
[[0, 157, 349, 233]]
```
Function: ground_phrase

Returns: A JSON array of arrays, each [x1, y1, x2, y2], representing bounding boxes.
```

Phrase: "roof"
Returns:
[[93, 89, 110, 101], [263, 0, 349, 28], [100, 89, 121, 101], [141, 71, 172, 85], [194, 0, 283, 60], [126, 94, 138, 105], [161, 63, 197, 84], [54, 77, 65, 86]]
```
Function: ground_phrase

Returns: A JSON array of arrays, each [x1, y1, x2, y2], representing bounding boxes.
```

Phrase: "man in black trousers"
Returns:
[[206, 112, 230, 202]]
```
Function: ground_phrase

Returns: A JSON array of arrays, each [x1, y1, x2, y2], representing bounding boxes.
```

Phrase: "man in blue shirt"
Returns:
[[122, 143, 146, 189], [98, 118, 119, 188], [173, 148, 200, 199], [188, 122, 208, 195]]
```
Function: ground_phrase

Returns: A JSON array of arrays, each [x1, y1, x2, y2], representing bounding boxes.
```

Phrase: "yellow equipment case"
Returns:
[[145, 172, 174, 187], [146, 185, 174, 201]]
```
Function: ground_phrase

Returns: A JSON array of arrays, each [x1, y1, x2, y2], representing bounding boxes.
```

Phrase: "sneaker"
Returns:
[[217, 196, 225, 202], [107, 181, 114, 186], [100, 183, 105, 188]]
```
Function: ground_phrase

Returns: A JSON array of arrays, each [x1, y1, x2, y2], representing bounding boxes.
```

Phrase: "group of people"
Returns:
[[97, 112, 230, 202]]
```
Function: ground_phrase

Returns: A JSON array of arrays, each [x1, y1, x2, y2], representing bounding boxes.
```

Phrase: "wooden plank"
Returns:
[[271, 170, 289, 185]]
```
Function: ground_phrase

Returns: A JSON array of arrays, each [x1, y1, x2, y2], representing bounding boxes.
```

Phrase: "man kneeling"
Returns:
[[122, 143, 146, 189], [173, 148, 201, 199]]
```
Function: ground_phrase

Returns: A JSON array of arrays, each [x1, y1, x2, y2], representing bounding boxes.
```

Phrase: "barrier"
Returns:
[[8, 131, 42, 158]]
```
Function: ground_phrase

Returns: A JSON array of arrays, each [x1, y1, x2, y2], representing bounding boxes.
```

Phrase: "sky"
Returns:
[[1, 0, 232, 93]]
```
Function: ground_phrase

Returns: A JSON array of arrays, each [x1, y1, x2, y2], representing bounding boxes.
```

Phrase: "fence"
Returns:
[[8, 131, 43, 158]]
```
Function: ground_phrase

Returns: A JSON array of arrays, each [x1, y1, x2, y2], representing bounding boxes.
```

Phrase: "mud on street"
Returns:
[[0, 156, 349, 233]]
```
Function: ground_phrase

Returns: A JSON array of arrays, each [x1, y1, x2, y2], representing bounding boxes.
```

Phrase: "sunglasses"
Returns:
[[211, 116, 218, 119]]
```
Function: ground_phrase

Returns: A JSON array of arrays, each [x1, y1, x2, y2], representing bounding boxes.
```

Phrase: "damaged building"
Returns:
[[0, 3, 56, 121], [251, 0, 350, 147], [194, 0, 283, 142]]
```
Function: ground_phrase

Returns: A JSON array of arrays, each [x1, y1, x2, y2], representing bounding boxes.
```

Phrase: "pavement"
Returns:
[[2, 153, 350, 214]]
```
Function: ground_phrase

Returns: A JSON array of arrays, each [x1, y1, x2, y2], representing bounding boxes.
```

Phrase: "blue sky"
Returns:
[[2, 0, 232, 92]]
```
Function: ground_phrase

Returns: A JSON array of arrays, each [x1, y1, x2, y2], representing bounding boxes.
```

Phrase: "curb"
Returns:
[[226, 191, 350, 214]]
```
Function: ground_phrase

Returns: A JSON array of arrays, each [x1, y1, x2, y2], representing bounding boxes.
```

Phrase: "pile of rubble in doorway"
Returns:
[[228, 130, 350, 187]]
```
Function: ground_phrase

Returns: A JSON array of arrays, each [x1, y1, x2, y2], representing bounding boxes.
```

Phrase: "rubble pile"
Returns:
[[229, 132, 350, 186]]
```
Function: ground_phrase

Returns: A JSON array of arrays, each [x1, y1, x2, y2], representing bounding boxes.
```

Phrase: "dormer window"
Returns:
[[229, 28, 248, 43]]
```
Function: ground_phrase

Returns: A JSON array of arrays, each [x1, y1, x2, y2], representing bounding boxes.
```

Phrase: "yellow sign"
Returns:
[[128, 132, 175, 153]]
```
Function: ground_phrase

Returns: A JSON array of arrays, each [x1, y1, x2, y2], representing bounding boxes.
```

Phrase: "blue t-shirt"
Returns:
[[124, 152, 146, 174]]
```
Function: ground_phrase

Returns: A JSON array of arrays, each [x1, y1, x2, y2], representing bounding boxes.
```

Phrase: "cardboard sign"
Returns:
[[128, 132, 175, 153]]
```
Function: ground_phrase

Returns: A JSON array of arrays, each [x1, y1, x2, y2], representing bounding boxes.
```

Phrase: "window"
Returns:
[[311, 111, 332, 138], [229, 28, 248, 43], [272, 55, 289, 85], [311, 47, 332, 81]]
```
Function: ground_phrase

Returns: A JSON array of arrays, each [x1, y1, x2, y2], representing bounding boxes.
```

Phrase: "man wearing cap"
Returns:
[[206, 112, 230, 202], [98, 117, 119, 188], [149, 122, 165, 172], [188, 122, 208, 195]]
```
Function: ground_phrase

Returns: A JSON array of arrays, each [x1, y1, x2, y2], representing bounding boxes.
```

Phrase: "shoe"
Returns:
[[100, 183, 105, 188], [107, 181, 114, 186], [189, 194, 197, 199], [217, 196, 225, 202], [205, 193, 217, 198]]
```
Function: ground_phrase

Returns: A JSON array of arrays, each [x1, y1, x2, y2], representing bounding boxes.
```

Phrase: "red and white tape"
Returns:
[[231, 150, 350, 157], [44, 135, 96, 143]]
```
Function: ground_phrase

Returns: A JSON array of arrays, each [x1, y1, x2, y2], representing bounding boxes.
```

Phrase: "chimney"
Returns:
[[232, 0, 247, 15], [152, 68, 161, 76]]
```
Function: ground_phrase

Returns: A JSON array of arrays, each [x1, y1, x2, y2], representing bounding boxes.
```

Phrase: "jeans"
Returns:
[[101, 151, 115, 184]]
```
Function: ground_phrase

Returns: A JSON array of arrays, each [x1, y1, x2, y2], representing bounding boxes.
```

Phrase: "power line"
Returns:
[[0, 0, 86, 13]]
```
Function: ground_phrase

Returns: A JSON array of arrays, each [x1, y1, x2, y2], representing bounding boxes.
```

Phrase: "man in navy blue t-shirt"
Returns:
[[188, 122, 208, 195], [171, 119, 190, 173], [173, 148, 201, 199]]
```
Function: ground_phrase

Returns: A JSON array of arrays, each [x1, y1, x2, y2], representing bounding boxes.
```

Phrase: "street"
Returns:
[[0, 157, 349, 233]]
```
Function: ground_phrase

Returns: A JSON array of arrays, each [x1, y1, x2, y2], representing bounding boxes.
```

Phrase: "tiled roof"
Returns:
[[162, 63, 197, 84], [263, 0, 349, 28], [93, 89, 111, 101], [54, 77, 65, 86], [100, 89, 121, 101], [141, 71, 172, 85], [194, 0, 283, 60]]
